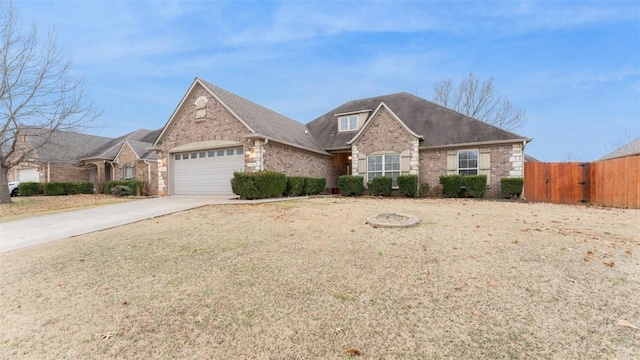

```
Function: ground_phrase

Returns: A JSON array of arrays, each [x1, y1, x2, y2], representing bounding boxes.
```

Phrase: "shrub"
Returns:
[[501, 177, 524, 199], [439, 175, 463, 198], [232, 171, 287, 200], [398, 174, 419, 198], [105, 180, 143, 196], [43, 182, 65, 196], [75, 182, 95, 194], [304, 177, 326, 195], [368, 177, 392, 196], [286, 176, 306, 196], [18, 182, 42, 196], [111, 185, 134, 196], [419, 183, 430, 198], [338, 175, 364, 196], [463, 175, 487, 198]]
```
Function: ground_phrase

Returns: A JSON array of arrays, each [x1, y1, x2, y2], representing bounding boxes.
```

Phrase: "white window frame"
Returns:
[[367, 154, 400, 187], [338, 115, 358, 132], [123, 165, 135, 180], [458, 149, 479, 176]]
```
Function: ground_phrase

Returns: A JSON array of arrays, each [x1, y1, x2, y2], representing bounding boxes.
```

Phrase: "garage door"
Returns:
[[17, 168, 39, 182], [172, 147, 244, 195]]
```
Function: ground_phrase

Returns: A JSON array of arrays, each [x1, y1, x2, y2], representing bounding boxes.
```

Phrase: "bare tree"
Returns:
[[0, 1, 99, 203], [433, 72, 527, 131]]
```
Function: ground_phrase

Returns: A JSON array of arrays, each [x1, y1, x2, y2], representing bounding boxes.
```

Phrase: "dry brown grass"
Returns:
[[1, 197, 638, 359], [0, 195, 134, 222]]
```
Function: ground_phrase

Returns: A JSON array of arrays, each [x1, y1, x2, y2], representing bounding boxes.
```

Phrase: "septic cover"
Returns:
[[366, 213, 419, 228]]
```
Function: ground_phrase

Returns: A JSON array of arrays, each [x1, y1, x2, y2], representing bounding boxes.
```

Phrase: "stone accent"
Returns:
[[509, 143, 524, 177], [263, 142, 337, 189]]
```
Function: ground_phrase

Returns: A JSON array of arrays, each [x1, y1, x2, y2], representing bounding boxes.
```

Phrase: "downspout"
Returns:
[[47, 161, 51, 182], [143, 159, 152, 194]]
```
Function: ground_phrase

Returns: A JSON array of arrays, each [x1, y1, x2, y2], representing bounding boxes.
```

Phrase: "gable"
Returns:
[[348, 102, 422, 146]]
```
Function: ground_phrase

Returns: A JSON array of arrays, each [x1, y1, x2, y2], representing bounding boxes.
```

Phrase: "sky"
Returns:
[[12, 0, 640, 161]]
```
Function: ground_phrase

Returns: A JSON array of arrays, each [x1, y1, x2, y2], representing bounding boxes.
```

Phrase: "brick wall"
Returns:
[[264, 142, 337, 189], [352, 107, 417, 155], [49, 163, 90, 182], [112, 143, 159, 195], [419, 144, 517, 198]]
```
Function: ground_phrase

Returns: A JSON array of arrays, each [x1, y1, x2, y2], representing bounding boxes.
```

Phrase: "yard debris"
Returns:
[[618, 319, 639, 330], [626, 248, 632, 255], [602, 261, 614, 268], [346, 348, 362, 356], [567, 278, 576, 283]]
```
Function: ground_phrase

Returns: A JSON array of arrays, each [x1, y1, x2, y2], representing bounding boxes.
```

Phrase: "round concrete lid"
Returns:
[[366, 213, 419, 228]]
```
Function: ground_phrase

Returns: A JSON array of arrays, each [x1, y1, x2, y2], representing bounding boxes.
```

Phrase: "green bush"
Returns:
[[43, 182, 65, 196], [501, 177, 524, 199], [397, 174, 419, 198], [232, 171, 287, 200], [111, 185, 133, 196], [105, 180, 143, 196], [286, 176, 306, 196], [463, 175, 487, 198], [419, 183, 430, 198], [75, 182, 95, 194], [304, 177, 326, 195], [338, 175, 364, 196], [368, 177, 392, 196], [18, 182, 42, 196], [439, 175, 463, 198]]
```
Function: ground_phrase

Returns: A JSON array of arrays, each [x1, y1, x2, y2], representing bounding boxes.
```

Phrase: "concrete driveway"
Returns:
[[0, 196, 294, 253]]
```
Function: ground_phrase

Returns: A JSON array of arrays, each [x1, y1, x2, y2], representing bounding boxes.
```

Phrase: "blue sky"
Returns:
[[14, 0, 640, 161]]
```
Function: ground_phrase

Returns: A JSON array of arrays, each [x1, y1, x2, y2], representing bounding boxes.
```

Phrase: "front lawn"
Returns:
[[0, 198, 638, 358]]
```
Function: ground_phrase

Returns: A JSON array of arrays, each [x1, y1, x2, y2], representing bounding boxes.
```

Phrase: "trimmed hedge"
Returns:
[[232, 171, 287, 200], [368, 177, 392, 196], [18, 182, 43, 196], [286, 177, 305, 196], [111, 185, 134, 196], [43, 182, 65, 196], [398, 174, 419, 198], [105, 180, 143, 196], [304, 177, 326, 195], [463, 175, 487, 198], [338, 175, 364, 196], [419, 183, 430, 198], [501, 177, 524, 199], [439, 175, 463, 198]]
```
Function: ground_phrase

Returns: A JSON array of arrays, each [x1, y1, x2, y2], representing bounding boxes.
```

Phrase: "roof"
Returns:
[[156, 78, 326, 155], [198, 79, 325, 154], [23, 127, 113, 163], [307, 92, 531, 150], [599, 137, 640, 160], [81, 128, 161, 161]]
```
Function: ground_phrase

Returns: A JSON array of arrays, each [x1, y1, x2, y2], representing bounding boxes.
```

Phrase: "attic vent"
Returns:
[[195, 96, 208, 119]]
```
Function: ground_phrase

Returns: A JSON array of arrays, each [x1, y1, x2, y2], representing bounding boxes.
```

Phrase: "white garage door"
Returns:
[[17, 168, 39, 182], [172, 147, 244, 195]]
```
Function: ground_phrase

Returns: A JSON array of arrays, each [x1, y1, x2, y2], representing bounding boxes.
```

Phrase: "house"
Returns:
[[152, 78, 532, 198], [598, 137, 640, 161], [80, 129, 161, 194], [8, 127, 161, 194]]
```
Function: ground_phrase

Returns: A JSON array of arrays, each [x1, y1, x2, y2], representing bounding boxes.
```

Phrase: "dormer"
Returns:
[[335, 109, 372, 133]]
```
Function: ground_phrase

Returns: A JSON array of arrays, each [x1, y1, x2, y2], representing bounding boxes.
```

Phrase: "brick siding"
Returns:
[[263, 142, 337, 189]]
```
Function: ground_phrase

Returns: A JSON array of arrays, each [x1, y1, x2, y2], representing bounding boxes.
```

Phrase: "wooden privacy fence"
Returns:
[[524, 155, 640, 209]]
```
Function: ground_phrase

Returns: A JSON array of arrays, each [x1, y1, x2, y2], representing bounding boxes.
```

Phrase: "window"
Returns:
[[339, 115, 357, 132], [217, 150, 225, 157], [199, 152, 206, 158], [123, 166, 134, 179], [227, 149, 234, 156], [174, 154, 181, 160], [237, 147, 244, 155], [191, 153, 198, 159], [182, 154, 189, 160], [458, 150, 478, 176], [208, 150, 215, 157], [367, 154, 400, 186]]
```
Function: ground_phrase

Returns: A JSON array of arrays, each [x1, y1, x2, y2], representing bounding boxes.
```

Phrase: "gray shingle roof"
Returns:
[[199, 79, 325, 153], [599, 137, 640, 160], [81, 128, 160, 160], [307, 92, 530, 150], [24, 127, 113, 163]]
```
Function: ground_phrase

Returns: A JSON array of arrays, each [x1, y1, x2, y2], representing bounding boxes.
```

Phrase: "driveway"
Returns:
[[0, 196, 295, 253]]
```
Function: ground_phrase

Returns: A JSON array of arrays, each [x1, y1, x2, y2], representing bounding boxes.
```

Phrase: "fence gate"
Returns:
[[524, 162, 591, 205]]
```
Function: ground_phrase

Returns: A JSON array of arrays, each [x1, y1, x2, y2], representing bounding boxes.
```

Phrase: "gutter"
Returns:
[[419, 138, 533, 150], [243, 133, 331, 157]]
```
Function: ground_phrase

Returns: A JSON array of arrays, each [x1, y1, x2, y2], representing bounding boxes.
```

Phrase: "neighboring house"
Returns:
[[8, 127, 161, 194], [152, 78, 532, 198], [80, 129, 161, 194], [598, 137, 640, 161], [8, 127, 112, 184]]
